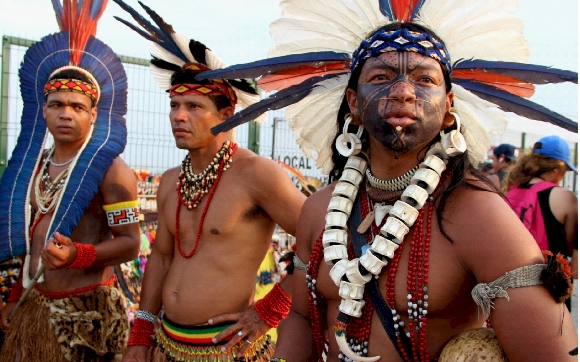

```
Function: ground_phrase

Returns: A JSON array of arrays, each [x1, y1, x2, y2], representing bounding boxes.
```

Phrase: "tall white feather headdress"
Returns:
[[199, 0, 577, 174]]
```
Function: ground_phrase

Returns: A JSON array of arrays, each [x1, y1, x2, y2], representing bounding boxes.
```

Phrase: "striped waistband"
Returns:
[[161, 316, 234, 346]]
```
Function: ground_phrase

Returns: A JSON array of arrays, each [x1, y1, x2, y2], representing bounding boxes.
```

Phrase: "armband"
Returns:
[[103, 200, 139, 227], [127, 315, 155, 347], [254, 282, 291, 328], [66, 243, 97, 269], [7, 282, 23, 303]]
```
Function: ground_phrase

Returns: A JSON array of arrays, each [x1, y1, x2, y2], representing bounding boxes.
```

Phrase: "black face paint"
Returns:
[[355, 52, 449, 154]]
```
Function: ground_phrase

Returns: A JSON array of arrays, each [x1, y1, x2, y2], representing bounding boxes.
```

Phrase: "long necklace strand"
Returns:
[[34, 150, 69, 215], [175, 143, 238, 258]]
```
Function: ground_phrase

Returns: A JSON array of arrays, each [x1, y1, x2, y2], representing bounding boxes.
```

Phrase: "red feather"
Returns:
[[392, 0, 419, 22], [452, 69, 536, 98], [258, 62, 349, 92]]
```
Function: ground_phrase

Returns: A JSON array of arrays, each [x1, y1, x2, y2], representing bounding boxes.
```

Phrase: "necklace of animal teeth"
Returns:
[[324, 142, 450, 362]]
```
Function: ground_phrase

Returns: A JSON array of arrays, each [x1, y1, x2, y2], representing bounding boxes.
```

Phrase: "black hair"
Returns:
[[47, 69, 97, 107], [327, 21, 498, 242]]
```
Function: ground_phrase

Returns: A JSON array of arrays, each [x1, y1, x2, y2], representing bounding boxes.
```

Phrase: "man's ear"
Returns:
[[441, 91, 456, 130], [90, 107, 97, 125], [219, 106, 235, 121], [42, 103, 47, 119], [345, 88, 361, 124]]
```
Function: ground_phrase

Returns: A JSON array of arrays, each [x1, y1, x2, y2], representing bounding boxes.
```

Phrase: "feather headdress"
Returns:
[[0, 1, 127, 282], [112, 0, 260, 116], [199, 0, 578, 174]]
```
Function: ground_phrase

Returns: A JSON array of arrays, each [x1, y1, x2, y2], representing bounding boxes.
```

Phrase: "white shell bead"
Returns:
[[339, 280, 365, 300], [401, 184, 429, 210], [325, 211, 348, 230], [389, 200, 419, 227], [344, 156, 368, 174], [340, 168, 364, 186], [324, 244, 348, 265], [322, 229, 348, 248], [345, 259, 372, 284], [420, 154, 446, 176], [410, 168, 440, 194], [359, 250, 388, 275], [332, 182, 359, 202], [327, 196, 354, 215], [329, 259, 349, 286], [338, 298, 365, 318], [370, 235, 399, 259], [379, 217, 409, 244]]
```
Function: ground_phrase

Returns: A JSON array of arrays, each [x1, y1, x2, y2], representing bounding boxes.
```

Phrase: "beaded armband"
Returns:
[[66, 243, 97, 269], [136, 309, 157, 324], [254, 283, 291, 328], [103, 200, 139, 227]]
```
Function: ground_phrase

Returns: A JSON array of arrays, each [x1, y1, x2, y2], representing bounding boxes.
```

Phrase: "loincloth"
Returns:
[[0, 278, 129, 362], [152, 316, 275, 362]]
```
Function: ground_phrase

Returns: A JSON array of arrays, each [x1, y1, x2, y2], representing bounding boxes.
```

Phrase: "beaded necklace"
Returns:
[[177, 141, 235, 210], [34, 150, 69, 216], [176, 142, 237, 258]]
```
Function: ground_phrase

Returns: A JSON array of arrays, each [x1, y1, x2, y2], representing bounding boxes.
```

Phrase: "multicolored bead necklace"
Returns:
[[34, 149, 70, 215], [176, 142, 237, 258]]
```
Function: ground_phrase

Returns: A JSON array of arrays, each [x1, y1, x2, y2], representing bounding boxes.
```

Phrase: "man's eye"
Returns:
[[74, 106, 85, 112]]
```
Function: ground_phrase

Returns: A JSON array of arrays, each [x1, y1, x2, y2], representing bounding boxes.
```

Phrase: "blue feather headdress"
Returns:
[[0, 1, 127, 278], [198, 0, 578, 174]]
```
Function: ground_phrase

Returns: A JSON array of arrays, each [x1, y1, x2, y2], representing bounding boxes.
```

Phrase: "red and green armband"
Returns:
[[254, 282, 291, 328], [66, 242, 97, 269]]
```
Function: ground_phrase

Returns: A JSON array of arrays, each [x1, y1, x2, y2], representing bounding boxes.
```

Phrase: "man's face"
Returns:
[[43, 91, 97, 147], [347, 51, 453, 154], [169, 94, 233, 150]]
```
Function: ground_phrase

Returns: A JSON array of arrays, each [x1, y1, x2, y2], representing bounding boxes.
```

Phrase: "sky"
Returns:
[[0, 0, 578, 142]]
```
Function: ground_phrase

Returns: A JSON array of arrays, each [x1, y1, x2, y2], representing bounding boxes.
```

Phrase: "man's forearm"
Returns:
[[274, 311, 316, 362]]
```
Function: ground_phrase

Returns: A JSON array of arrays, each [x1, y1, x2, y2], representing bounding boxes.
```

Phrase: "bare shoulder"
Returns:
[[550, 186, 578, 207], [100, 157, 137, 202], [297, 182, 335, 249], [157, 166, 180, 203], [231, 147, 286, 178], [440, 181, 543, 282]]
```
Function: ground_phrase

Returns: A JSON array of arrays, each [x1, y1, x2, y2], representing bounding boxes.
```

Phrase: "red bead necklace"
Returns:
[[175, 143, 238, 258]]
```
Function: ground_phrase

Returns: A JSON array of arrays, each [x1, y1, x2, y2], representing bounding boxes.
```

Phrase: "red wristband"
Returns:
[[127, 318, 155, 347], [7, 282, 23, 303], [254, 282, 291, 328], [66, 242, 97, 269]]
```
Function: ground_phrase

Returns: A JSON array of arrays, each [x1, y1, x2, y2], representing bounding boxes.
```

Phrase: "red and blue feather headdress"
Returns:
[[0, 0, 127, 269], [198, 0, 577, 174]]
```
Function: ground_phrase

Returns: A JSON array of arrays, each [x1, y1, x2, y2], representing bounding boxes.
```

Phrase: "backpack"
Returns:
[[505, 181, 556, 251]]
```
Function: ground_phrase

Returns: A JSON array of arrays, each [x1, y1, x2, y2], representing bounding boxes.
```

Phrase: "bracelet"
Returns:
[[270, 358, 288, 362], [254, 282, 291, 328], [127, 318, 155, 347], [7, 282, 23, 303], [66, 242, 97, 269], [136, 309, 157, 324]]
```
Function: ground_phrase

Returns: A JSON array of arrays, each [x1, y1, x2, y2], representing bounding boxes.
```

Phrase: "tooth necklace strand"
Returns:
[[324, 142, 450, 362]]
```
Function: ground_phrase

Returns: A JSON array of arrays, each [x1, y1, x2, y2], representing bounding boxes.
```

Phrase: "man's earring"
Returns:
[[336, 114, 363, 157], [440, 108, 466, 157]]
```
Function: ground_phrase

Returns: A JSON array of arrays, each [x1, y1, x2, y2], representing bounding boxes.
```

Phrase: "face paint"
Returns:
[[355, 51, 450, 153]]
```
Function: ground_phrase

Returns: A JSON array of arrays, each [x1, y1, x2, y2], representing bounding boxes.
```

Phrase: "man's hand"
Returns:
[[40, 232, 77, 270], [209, 304, 271, 356], [122, 345, 150, 362], [1, 302, 17, 330]]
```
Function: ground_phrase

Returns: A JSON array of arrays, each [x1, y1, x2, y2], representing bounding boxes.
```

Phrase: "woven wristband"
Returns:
[[66, 242, 97, 269], [127, 317, 155, 347], [7, 282, 23, 303], [254, 282, 291, 328]]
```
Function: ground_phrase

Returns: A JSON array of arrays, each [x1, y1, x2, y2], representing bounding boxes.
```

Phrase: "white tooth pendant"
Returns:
[[410, 168, 440, 194], [401, 184, 429, 210], [325, 211, 348, 230], [390, 200, 419, 227], [344, 155, 368, 174], [338, 298, 366, 318], [327, 195, 354, 215], [332, 181, 359, 202], [329, 259, 349, 286], [323, 244, 348, 265], [420, 154, 446, 176], [380, 217, 409, 244], [322, 229, 348, 248], [339, 280, 365, 300], [346, 259, 372, 284], [373, 203, 392, 226]]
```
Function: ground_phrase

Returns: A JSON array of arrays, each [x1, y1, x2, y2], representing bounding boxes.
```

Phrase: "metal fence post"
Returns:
[[0, 36, 11, 177], [248, 120, 260, 154], [520, 132, 526, 150]]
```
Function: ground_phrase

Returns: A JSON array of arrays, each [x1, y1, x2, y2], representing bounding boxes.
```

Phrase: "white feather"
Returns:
[[205, 49, 227, 71], [150, 43, 185, 68], [150, 65, 174, 91], [171, 32, 196, 63]]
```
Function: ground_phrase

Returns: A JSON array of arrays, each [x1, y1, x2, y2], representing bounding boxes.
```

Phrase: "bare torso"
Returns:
[[160, 148, 298, 325]]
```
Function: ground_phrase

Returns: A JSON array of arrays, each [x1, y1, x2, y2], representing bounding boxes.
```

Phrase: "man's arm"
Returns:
[[451, 187, 577, 362], [550, 187, 578, 261], [123, 168, 176, 362], [274, 188, 330, 362], [41, 157, 140, 269]]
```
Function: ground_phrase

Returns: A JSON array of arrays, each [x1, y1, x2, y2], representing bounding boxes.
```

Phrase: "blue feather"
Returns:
[[411, 0, 427, 20], [112, 0, 188, 63], [51, 0, 63, 29], [378, 0, 396, 20], [113, 16, 157, 43], [197, 51, 351, 81], [454, 79, 578, 133], [453, 59, 578, 85], [0, 31, 127, 263], [89, 0, 106, 19], [211, 73, 347, 135]]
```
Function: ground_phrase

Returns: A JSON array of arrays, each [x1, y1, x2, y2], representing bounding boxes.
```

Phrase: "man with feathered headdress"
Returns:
[[112, 1, 306, 362], [0, 1, 141, 361], [198, 0, 578, 361]]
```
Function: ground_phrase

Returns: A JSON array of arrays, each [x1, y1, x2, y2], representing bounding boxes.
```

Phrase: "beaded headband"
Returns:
[[43, 65, 101, 104], [351, 28, 452, 74], [169, 63, 238, 107]]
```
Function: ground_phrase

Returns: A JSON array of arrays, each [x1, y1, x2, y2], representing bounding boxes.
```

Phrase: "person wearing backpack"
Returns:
[[505, 135, 578, 310]]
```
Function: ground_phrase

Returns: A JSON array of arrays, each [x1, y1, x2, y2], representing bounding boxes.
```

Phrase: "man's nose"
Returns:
[[171, 106, 188, 123], [388, 81, 416, 103]]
